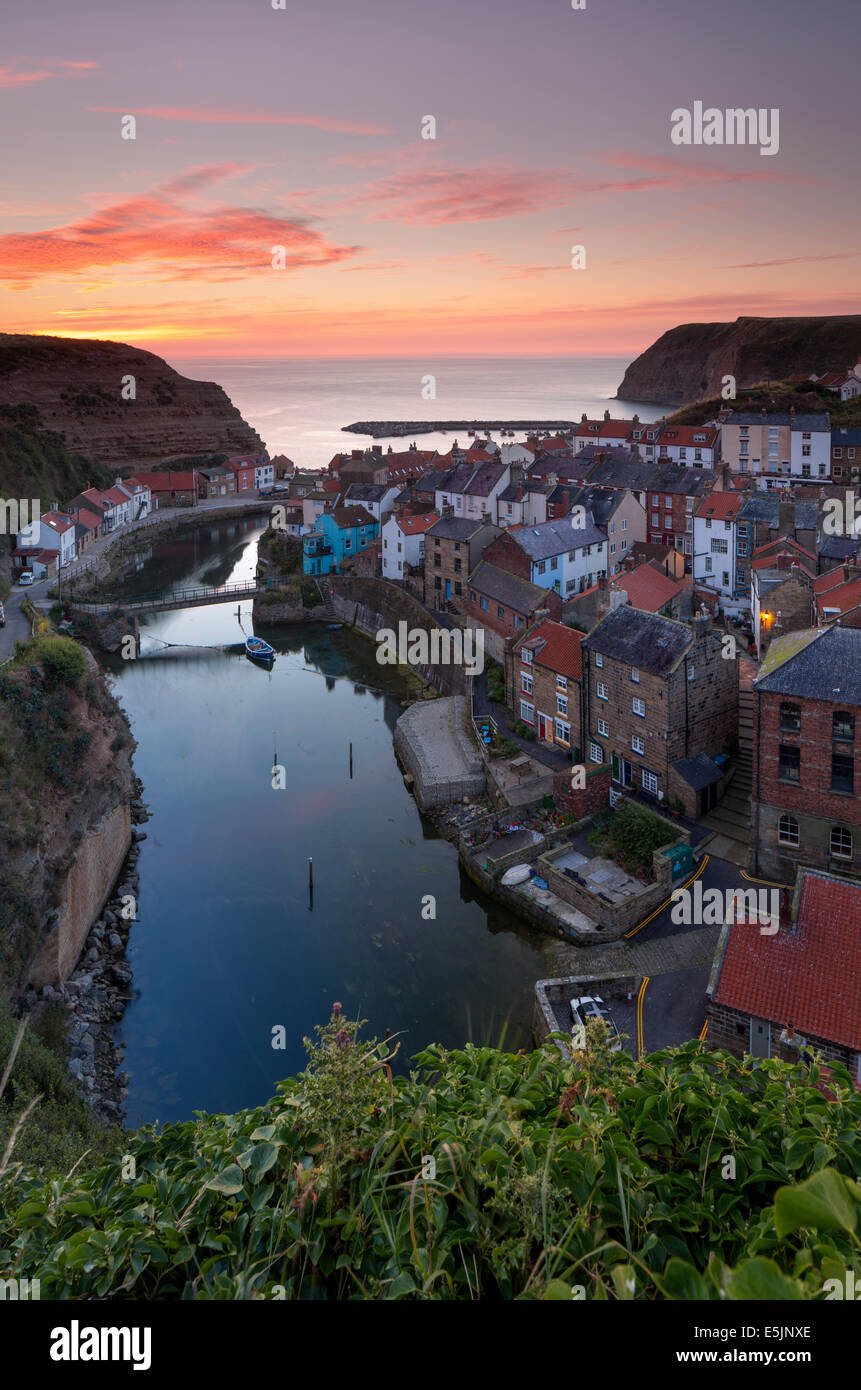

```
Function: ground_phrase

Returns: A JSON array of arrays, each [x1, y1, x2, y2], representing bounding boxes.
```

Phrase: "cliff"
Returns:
[[617, 315, 861, 405], [0, 333, 264, 473]]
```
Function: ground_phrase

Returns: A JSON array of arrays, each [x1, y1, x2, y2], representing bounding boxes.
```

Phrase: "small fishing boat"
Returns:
[[327, 622, 343, 630], [245, 636, 275, 663]]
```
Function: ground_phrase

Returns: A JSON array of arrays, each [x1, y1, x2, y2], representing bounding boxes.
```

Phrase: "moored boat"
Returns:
[[245, 636, 275, 662]]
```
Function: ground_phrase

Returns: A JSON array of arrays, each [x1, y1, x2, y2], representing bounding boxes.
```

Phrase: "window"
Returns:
[[597, 682, 609, 700], [632, 697, 646, 717], [497, 604, 505, 620], [597, 718, 609, 736], [521, 673, 533, 695], [687, 664, 695, 681], [651, 513, 660, 529], [469, 589, 476, 602], [778, 744, 801, 782], [609, 520, 615, 534], [621, 518, 627, 531], [831, 826, 852, 860], [832, 750, 853, 793], [556, 675, 567, 691], [520, 700, 535, 724], [537, 560, 546, 575], [521, 648, 533, 665], [434, 554, 441, 568], [454, 582, 462, 596], [833, 710, 854, 741], [631, 667, 639, 682], [737, 542, 748, 557], [550, 556, 558, 570], [779, 703, 801, 733], [610, 542, 616, 555], [711, 538, 728, 554], [589, 742, 603, 764], [595, 653, 603, 668], [641, 769, 658, 796], [777, 814, 799, 847], [454, 558, 461, 573], [631, 734, 644, 754], [480, 596, 489, 612], [557, 695, 568, 716], [555, 719, 570, 743], [705, 556, 713, 573]]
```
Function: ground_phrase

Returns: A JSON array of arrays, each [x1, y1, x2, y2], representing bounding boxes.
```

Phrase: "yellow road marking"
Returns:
[[624, 854, 710, 939], [740, 869, 788, 888], [637, 976, 650, 1059]]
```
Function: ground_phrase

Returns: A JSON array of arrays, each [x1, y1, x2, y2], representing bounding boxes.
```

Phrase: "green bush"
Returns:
[[588, 802, 676, 877], [1, 1011, 859, 1300], [31, 635, 88, 689]]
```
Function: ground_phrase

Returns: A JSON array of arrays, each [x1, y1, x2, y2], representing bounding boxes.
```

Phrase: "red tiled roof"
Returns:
[[130, 471, 198, 491], [815, 575, 861, 617], [696, 492, 740, 521], [36, 548, 59, 563], [813, 566, 851, 595], [74, 508, 103, 530], [714, 870, 861, 1052], [42, 511, 75, 533], [752, 536, 815, 560], [398, 512, 439, 536], [610, 562, 684, 613], [515, 619, 583, 681], [103, 487, 130, 505], [655, 424, 719, 448]]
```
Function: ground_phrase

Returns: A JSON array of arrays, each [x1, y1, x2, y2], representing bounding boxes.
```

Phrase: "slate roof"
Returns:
[[569, 486, 623, 526], [585, 458, 659, 492], [584, 606, 692, 677], [755, 625, 861, 702], [469, 562, 552, 615], [713, 869, 861, 1051], [651, 464, 716, 497], [510, 514, 606, 559], [820, 536, 860, 561], [724, 411, 830, 430], [672, 752, 723, 791], [831, 427, 861, 447], [427, 516, 492, 541], [329, 505, 376, 530], [462, 462, 507, 497], [342, 483, 389, 502], [736, 496, 819, 530]]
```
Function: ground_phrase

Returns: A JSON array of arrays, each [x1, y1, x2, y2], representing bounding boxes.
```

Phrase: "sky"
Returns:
[[1, 0, 859, 358]]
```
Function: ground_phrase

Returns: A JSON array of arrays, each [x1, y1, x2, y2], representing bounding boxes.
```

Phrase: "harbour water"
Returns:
[[109, 518, 547, 1126]]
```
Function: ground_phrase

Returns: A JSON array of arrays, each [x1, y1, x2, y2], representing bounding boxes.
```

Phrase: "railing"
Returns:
[[68, 579, 261, 612]]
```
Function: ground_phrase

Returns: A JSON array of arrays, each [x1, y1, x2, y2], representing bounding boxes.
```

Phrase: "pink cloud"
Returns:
[[727, 251, 861, 269], [0, 65, 56, 88], [0, 165, 359, 285], [87, 106, 390, 135]]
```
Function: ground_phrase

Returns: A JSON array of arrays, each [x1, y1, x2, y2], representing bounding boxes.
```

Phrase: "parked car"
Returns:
[[18, 571, 34, 586], [569, 995, 622, 1051]]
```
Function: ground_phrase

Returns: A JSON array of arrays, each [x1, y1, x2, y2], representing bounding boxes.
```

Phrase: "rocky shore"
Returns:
[[21, 796, 150, 1125]]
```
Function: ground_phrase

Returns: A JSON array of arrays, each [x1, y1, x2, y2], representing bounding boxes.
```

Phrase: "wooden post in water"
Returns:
[[349, 742, 353, 779], [308, 856, 314, 911]]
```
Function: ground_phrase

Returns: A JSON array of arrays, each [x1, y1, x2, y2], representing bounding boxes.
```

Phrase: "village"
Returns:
[[8, 362, 861, 1092]]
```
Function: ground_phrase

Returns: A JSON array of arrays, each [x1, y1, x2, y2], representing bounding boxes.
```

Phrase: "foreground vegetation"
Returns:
[[0, 1010, 858, 1299]]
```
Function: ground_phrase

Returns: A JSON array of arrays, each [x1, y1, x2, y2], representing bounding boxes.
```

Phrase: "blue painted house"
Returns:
[[303, 504, 379, 576]]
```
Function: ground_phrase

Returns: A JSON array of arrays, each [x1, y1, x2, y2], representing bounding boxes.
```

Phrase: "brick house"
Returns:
[[582, 608, 737, 817], [197, 465, 236, 499], [706, 867, 861, 1083], [507, 618, 584, 755], [465, 563, 561, 662], [644, 465, 715, 566], [423, 516, 500, 610], [830, 427, 861, 486], [813, 568, 861, 626], [733, 496, 819, 597], [751, 624, 861, 880]]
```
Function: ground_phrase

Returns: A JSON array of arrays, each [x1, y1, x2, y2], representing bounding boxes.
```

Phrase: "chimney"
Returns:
[[691, 611, 711, 639], [779, 887, 793, 930], [761, 407, 767, 420], [609, 587, 628, 611], [603, 409, 611, 422], [632, 414, 640, 428], [581, 413, 588, 423], [778, 500, 794, 537]]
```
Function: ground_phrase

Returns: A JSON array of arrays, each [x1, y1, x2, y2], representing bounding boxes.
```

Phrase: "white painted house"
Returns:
[[381, 511, 439, 580], [789, 413, 831, 481], [693, 492, 744, 615], [504, 513, 609, 597]]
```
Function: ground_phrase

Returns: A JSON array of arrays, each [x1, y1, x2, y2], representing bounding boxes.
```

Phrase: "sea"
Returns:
[[165, 355, 670, 472]]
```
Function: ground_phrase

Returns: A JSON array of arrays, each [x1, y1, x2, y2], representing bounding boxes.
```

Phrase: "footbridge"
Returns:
[[65, 579, 264, 616]]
